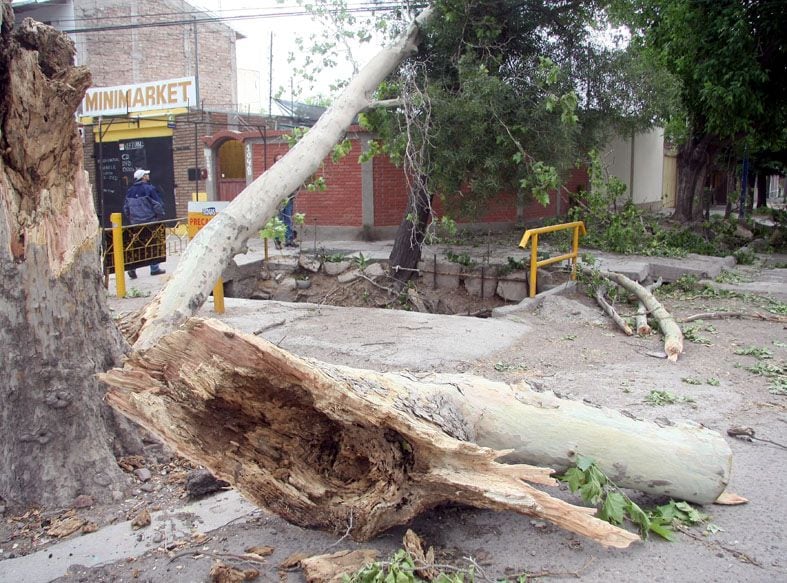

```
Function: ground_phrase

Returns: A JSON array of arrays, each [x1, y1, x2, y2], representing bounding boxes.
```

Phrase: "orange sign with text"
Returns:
[[187, 201, 229, 239]]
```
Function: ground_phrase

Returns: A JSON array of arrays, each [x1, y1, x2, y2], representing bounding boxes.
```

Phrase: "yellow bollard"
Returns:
[[571, 225, 581, 280], [529, 232, 539, 298], [110, 212, 126, 298], [213, 277, 225, 314]]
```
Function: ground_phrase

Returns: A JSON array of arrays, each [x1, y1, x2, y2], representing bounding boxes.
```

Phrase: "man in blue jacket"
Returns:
[[123, 169, 166, 278]]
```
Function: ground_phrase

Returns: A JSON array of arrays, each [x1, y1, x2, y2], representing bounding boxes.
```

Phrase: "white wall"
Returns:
[[601, 127, 665, 208], [11, 1, 78, 54], [237, 68, 263, 114]]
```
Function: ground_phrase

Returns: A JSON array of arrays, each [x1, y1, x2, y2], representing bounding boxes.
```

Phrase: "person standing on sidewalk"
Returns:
[[122, 168, 166, 278], [273, 154, 298, 248]]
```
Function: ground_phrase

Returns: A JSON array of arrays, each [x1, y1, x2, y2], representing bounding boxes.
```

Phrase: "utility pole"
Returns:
[[268, 31, 273, 118], [193, 16, 201, 109]]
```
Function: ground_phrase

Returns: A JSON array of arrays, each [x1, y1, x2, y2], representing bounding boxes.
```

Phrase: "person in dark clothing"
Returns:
[[273, 154, 298, 249], [122, 169, 166, 278]]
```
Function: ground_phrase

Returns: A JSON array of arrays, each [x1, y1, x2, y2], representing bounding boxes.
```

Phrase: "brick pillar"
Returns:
[[361, 137, 374, 231]]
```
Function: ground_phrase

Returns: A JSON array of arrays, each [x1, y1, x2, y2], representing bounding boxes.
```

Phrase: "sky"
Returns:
[[188, 0, 386, 111]]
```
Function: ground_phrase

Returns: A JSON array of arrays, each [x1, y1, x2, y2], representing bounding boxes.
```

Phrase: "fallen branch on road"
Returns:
[[594, 286, 634, 336], [681, 311, 787, 324], [582, 268, 683, 362]]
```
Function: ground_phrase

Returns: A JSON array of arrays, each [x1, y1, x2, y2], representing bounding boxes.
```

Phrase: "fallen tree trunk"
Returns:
[[131, 8, 434, 350], [102, 319, 638, 548], [102, 321, 731, 542]]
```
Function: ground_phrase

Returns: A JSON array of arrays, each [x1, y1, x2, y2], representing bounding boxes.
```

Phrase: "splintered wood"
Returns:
[[102, 318, 638, 549]]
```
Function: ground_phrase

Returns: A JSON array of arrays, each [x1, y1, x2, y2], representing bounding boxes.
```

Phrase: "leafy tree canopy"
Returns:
[[611, 0, 787, 165], [354, 0, 674, 218]]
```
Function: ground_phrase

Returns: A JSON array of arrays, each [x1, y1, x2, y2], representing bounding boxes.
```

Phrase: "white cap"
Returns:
[[133, 169, 150, 181]]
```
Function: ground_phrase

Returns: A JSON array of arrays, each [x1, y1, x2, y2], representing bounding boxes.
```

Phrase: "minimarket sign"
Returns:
[[81, 76, 197, 116]]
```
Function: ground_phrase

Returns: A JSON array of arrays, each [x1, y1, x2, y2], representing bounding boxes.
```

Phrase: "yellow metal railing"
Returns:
[[518, 220, 587, 297], [104, 212, 224, 313]]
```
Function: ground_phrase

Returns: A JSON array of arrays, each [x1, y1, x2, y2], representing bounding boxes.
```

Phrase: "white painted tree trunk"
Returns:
[[134, 8, 434, 349]]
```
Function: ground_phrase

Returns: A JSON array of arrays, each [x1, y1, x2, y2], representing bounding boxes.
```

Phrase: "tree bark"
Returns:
[[101, 319, 652, 548], [675, 134, 715, 222], [596, 269, 683, 361], [132, 8, 434, 349], [0, 9, 128, 509], [756, 172, 767, 208], [389, 180, 432, 285]]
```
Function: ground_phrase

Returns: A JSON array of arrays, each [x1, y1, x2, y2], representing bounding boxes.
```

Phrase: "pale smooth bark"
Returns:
[[584, 268, 684, 362], [104, 320, 730, 537], [133, 8, 434, 349]]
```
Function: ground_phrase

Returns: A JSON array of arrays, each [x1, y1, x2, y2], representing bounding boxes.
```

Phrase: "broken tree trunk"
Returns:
[[0, 8, 133, 509], [584, 268, 684, 361], [131, 8, 434, 350], [102, 319, 638, 548], [102, 322, 731, 540]]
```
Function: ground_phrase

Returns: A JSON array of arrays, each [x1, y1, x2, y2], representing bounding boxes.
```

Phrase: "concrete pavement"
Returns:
[[6, 239, 783, 582]]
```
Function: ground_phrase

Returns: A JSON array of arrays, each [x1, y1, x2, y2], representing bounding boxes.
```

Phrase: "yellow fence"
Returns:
[[103, 213, 224, 312], [518, 221, 587, 298]]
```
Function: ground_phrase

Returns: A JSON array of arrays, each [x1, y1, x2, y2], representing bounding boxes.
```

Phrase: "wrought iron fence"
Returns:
[[102, 217, 188, 276]]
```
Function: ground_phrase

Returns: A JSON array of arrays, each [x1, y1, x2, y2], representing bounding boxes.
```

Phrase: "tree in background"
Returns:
[[361, 0, 672, 281], [612, 0, 787, 221], [286, 1, 673, 279]]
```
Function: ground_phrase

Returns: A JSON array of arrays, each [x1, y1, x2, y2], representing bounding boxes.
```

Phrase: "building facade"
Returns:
[[13, 0, 247, 226], [12, 0, 593, 238]]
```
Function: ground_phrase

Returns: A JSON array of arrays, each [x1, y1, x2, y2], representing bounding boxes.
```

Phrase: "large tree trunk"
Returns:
[[102, 319, 652, 548], [132, 8, 434, 349], [675, 134, 716, 222], [0, 8, 128, 509], [389, 180, 431, 285], [756, 172, 767, 208], [103, 319, 732, 536]]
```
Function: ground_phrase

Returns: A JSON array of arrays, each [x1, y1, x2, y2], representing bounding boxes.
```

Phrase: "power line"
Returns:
[[31, 2, 407, 24], [59, 3, 409, 34]]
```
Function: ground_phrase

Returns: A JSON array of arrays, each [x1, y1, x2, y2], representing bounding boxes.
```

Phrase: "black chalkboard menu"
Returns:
[[94, 136, 176, 227]]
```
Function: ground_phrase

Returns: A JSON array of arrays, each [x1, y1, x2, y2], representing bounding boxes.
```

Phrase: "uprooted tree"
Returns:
[[2, 1, 738, 547]]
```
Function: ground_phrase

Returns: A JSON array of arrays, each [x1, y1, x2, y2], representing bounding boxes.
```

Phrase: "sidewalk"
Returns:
[[107, 237, 787, 316]]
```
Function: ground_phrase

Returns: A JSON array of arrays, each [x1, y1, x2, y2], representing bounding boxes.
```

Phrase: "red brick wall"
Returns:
[[249, 140, 364, 227], [300, 140, 363, 226], [373, 156, 410, 226], [230, 131, 591, 231]]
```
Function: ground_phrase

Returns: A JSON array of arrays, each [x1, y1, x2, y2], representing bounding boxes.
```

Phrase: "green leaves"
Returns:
[[559, 456, 712, 541], [599, 491, 628, 525], [259, 216, 287, 242], [344, 548, 472, 583], [331, 139, 353, 163]]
